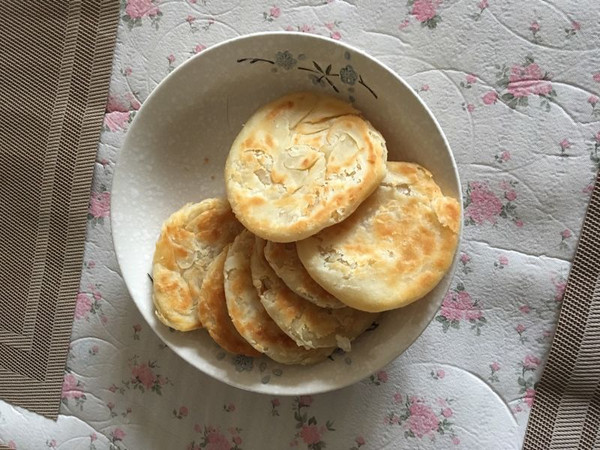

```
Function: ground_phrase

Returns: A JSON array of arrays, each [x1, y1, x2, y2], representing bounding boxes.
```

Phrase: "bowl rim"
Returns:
[[111, 31, 463, 395]]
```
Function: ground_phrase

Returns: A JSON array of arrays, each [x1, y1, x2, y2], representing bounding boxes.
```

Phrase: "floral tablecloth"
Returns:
[[2, 0, 600, 448]]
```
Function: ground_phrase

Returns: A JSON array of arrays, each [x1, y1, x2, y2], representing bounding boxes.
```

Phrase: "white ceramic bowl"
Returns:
[[111, 32, 462, 395]]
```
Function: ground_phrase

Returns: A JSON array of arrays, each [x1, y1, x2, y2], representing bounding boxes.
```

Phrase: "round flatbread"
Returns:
[[152, 199, 244, 331], [198, 246, 260, 357], [297, 162, 461, 312], [252, 237, 379, 351], [224, 230, 332, 365], [263, 241, 345, 309], [225, 91, 388, 242]]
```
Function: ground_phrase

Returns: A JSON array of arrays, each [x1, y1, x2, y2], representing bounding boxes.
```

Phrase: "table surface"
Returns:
[[2, 1, 600, 448]]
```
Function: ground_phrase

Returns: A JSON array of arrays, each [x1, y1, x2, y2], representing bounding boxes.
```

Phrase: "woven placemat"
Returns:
[[0, 1, 119, 419], [523, 170, 600, 449]]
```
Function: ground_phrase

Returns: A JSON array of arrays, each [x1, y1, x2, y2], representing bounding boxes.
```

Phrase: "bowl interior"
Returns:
[[111, 32, 461, 395]]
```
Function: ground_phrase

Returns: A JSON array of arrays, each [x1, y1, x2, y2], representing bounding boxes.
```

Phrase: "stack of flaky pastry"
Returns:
[[151, 92, 460, 365]]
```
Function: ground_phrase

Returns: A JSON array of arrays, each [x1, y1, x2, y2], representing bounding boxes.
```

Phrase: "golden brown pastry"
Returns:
[[263, 241, 345, 309], [252, 237, 379, 351], [152, 199, 243, 331], [297, 162, 460, 312], [224, 230, 333, 364], [197, 246, 260, 357], [225, 91, 387, 242]]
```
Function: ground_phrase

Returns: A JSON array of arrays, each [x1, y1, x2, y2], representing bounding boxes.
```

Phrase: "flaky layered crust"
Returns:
[[264, 241, 345, 309], [152, 199, 243, 331], [198, 246, 260, 356], [225, 92, 387, 242], [252, 237, 378, 351], [224, 230, 332, 365], [297, 162, 460, 312]]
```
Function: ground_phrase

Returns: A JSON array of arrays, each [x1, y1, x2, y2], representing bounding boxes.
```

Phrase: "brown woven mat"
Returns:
[[0, 1, 119, 419], [523, 170, 600, 449]]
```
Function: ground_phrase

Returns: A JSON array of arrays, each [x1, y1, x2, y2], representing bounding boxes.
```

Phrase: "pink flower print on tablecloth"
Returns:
[[517, 354, 541, 404], [536, 272, 567, 319], [494, 56, 556, 111], [74, 287, 104, 321], [189, 425, 244, 449], [489, 362, 500, 383], [288, 24, 315, 33], [61, 373, 87, 410], [588, 95, 600, 118], [123, 0, 162, 30], [464, 180, 522, 227], [523, 354, 540, 370], [264, 6, 281, 22], [529, 21, 541, 43], [464, 182, 502, 225], [290, 396, 334, 448], [495, 149, 511, 164], [300, 425, 322, 445], [89, 190, 110, 225], [132, 363, 156, 389], [205, 430, 231, 450], [565, 20, 581, 38], [368, 370, 389, 385], [408, 402, 439, 438], [482, 90, 499, 105], [559, 228, 572, 250], [559, 138, 572, 156], [74, 293, 92, 319], [436, 283, 486, 335], [324, 21, 342, 40], [223, 402, 235, 412], [399, 19, 411, 30], [388, 395, 459, 443], [61, 374, 83, 399], [173, 405, 189, 419], [298, 395, 313, 407], [509, 63, 551, 97], [167, 54, 176, 72], [270, 398, 281, 416], [524, 388, 536, 407], [459, 252, 473, 274], [104, 94, 139, 132], [410, 0, 442, 29], [191, 44, 207, 55], [494, 255, 509, 269], [516, 324, 528, 344], [471, 0, 488, 20], [125, 0, 158, 19], [132, 323, 142, 340], [104, 111, 129, 132], [430, 368, 445, 380], [588, 131, 600, 170], [552, 274, 567, 302], [110, 428, 126, 445], [115, 356, 172, 395]]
